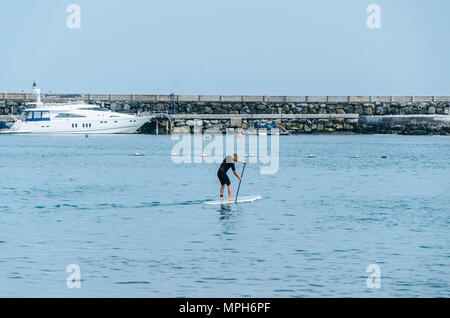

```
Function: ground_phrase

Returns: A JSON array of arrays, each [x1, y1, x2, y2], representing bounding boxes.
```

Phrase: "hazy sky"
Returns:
[[0, 0, 449, 95]]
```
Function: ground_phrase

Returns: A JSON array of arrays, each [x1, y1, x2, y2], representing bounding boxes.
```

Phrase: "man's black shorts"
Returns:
[[217, 169, 231, 186]]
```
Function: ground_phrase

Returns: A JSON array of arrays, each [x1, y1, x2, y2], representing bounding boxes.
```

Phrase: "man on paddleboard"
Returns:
[[217, 154, 246, 201]]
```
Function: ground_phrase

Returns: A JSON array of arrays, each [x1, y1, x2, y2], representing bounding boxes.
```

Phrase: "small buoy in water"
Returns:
[[249, 154, 255, 157], [244, 154, 249, 157], [202, 153, 206, 157], [135, 153, 141, 157], [172, 153, 177, 156], [381, 155, 387, 159], [354, 155, 359, 158], [308, 154, 314, 158]]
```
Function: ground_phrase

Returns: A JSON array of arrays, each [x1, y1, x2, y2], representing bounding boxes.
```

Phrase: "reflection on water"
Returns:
[[219, 203, 233, 217]]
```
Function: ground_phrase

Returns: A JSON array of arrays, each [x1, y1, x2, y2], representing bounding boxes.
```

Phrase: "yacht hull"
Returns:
[[1, 117, 149, 134]]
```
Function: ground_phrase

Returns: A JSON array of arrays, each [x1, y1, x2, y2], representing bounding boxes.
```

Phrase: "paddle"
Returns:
[[235, 163, 246, 203]]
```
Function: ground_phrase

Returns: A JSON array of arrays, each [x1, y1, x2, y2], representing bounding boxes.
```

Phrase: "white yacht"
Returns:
[[2, 84, 150, 134]]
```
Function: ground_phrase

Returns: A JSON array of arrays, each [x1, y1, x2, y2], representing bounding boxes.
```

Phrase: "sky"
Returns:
[[0, 0, 449, 95]]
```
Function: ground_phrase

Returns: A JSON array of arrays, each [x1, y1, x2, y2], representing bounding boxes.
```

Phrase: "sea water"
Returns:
[[0, 134, 448, 297]]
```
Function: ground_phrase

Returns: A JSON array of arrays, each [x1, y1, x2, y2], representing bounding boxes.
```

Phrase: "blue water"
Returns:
[[0, 134, 449, 297]]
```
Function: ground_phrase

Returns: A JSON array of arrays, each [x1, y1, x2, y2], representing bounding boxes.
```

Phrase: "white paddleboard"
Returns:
[[204, 195, 262, 205]]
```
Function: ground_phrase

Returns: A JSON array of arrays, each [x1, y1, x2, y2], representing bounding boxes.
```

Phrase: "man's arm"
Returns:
[[233, 169, 242, 181]]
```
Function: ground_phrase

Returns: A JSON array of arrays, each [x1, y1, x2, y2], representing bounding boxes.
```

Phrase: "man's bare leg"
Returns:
[[220, 184, 225, 201], [227, 184, 233, 201]]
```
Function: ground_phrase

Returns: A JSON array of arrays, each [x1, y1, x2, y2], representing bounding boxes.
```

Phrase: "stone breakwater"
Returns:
[[0, 94, 449, 135]]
